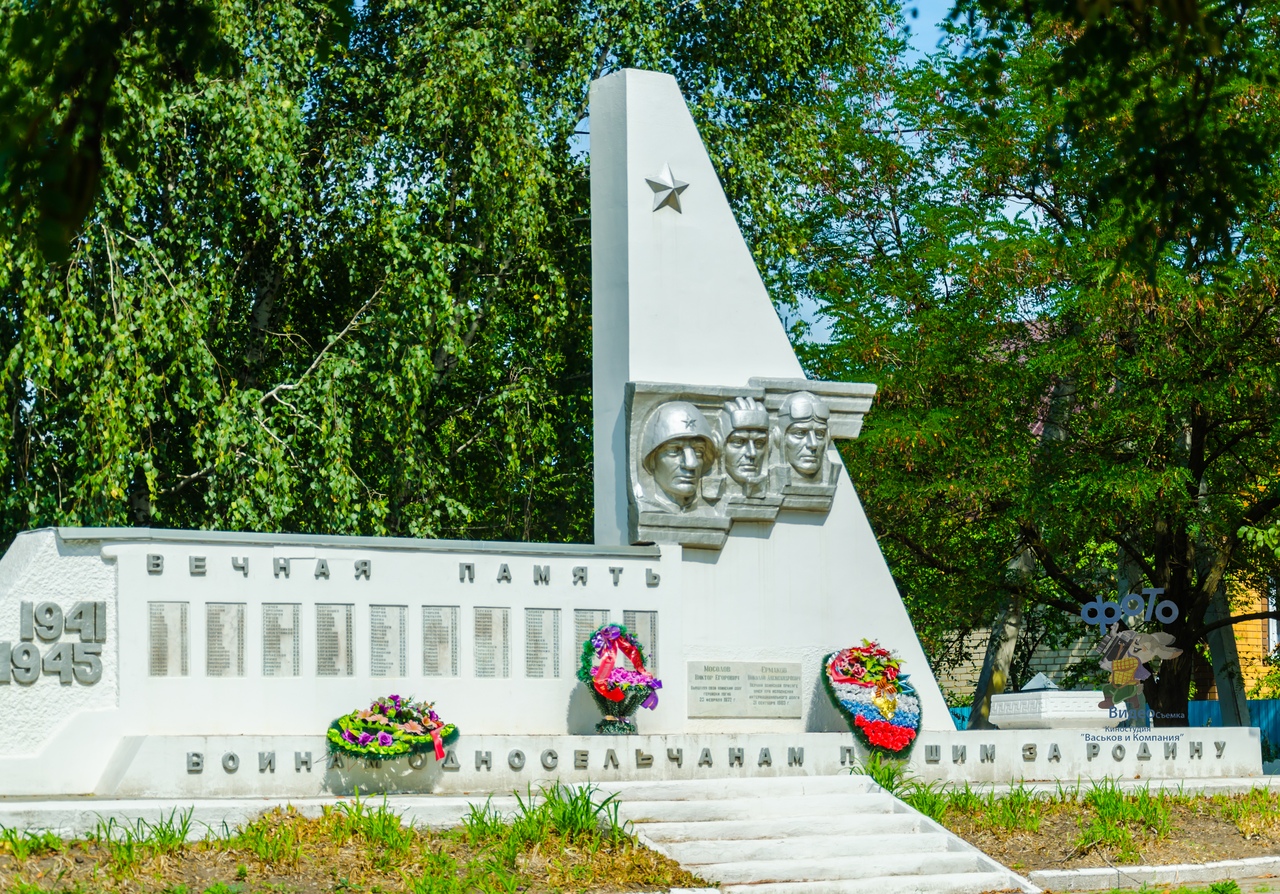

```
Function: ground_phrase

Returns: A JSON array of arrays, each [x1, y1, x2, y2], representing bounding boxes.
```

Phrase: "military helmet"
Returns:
[[640, 401, 717, 472]]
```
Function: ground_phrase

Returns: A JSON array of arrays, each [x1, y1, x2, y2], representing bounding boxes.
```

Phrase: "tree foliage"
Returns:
[[795, 3, 1280, 720], [0, 0, 890, 546]]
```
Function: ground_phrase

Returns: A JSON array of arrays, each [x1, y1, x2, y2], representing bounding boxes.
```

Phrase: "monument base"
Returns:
[[15, 728, 1259, 798], [990, 690, 1121, 729]]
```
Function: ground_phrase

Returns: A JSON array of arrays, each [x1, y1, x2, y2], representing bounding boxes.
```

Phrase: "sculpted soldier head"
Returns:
[[777, 391, 830, 478], [722, 397, 769, 486], [640, 401, 717, 509]]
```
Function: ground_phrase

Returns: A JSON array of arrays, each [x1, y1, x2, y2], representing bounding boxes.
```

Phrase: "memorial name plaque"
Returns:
[[316, 604, 354, 677], [688, 660, 803, 718], [262, 603, 301, 677], [624, 610, 659, 672], [206, 603, 245, 677], [573, 609, 610, 648], [148, 602, 189, 677], [369, 604, 407, 677], [524, 608, 561, 679], [745, 662, 803, 718], [422, 606, 459, 677], [474, 607, 510, 678]]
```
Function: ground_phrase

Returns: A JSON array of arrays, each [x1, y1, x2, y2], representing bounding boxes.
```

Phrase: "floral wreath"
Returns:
[[577, 624, 662, 706], [823, 640, 921, 754], [577, 624, 662, 733], [327, 694, 458, 761]]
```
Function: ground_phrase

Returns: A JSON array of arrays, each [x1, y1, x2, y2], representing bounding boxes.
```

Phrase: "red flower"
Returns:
[[854, 715, 917, 752], [884, 665, 899, 681]]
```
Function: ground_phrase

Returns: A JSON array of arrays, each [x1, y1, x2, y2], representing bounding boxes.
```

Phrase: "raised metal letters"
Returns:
[[207, 603, 246, 677], [4, 602, 105, 686], [33, 602, 63, 641], [370, 605, 407, 677], [524, 608, 560, 679], [625, 378, 875, 548], [316, 604, 354, 677], [263, 604, 301, 677], [149, 602, 189, 677], [474, 607, 510, 678], [11, 642, 40, 683], [422, 606, 460, 677], [624, 611, 658, 673]]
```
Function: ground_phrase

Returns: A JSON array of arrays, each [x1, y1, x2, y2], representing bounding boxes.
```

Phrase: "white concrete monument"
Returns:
[[0, 69, 1258, 798]]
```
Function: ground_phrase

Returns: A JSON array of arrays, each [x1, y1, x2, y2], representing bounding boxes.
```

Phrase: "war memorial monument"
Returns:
[[0, 70, 1261, 803]]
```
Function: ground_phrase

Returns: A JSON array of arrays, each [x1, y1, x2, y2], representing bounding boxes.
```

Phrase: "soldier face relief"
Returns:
[[784, 418, 828, 476], [777, 391, 831, 479], [640, 401, 718, 511], [652, 436, 709, 506], [724, 428, 768, 484]]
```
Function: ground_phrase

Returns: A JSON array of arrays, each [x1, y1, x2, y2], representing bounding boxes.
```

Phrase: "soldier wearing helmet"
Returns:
[[776, 391, 830, 479], [639, 401, 718, 511]]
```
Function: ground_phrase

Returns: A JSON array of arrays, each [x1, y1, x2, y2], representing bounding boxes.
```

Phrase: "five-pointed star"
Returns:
[[646, 164, 689, 213]]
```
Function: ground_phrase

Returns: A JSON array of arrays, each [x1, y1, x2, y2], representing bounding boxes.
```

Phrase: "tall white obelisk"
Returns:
[[590, 69, 952, 731]]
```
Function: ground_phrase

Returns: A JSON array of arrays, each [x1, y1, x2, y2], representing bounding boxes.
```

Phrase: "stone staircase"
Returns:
[[602, 776, 1036, 894]]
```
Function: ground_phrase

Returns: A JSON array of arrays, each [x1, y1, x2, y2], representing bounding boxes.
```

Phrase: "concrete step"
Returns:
[[636, 813, 923, 842], [602, 776, 876, 801], [697, 851, 984, 884], [619, 793, 897, 823], [719, 872, 1023, 894], [659, 831, 954, 865]]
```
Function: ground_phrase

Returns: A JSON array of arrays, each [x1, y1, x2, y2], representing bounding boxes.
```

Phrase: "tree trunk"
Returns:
[[1146, 618, 1194, 727], [967, 594, 1023, 730], [1205, 583, 1252, 726]]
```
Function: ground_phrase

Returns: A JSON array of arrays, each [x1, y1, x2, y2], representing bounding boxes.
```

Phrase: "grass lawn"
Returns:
[[0, 786, 704, 894]]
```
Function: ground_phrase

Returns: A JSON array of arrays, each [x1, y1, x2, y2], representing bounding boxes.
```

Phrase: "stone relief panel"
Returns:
[[625, 378, 876, 548]]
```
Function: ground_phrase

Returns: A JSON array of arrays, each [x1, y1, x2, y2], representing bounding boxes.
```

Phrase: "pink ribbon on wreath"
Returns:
[[429, 728, 444, 760]]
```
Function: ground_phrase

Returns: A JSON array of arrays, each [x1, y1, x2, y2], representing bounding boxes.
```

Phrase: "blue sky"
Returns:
[[903, 0, 956, 55]]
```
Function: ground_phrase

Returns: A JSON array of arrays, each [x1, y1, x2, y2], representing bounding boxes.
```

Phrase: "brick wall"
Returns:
[[939, 580, 1276, 703]]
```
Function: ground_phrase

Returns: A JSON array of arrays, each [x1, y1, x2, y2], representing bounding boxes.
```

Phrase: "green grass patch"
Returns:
[[0, 784, 700, 894]]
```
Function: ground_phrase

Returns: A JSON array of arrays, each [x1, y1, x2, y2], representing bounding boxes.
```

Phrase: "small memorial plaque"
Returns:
[[474, 607, 510, 678], [688, 660, 803, 718], [744, 662, 803, 717], [422, 606, 460, 676], [206, 603, 246, 677], [370, 605, 407, 677], [316, 604, 354, 677], [148, 602, 189, 677], [623, 610, 659, 672], [262, 603, 301, 677], [573, 609, 610, 648], [524, 608, 560, 678]]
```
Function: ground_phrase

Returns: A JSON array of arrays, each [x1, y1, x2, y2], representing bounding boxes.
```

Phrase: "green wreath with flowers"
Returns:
[[327, 694, 459, 761]]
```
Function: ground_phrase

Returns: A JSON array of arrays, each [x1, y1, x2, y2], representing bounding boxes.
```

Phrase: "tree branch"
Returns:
[[1021, 523, 1097, 605], [1112, 532, 1158, 585], [260, 288, 382, 406], [1202, 609, 1280, 635]]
